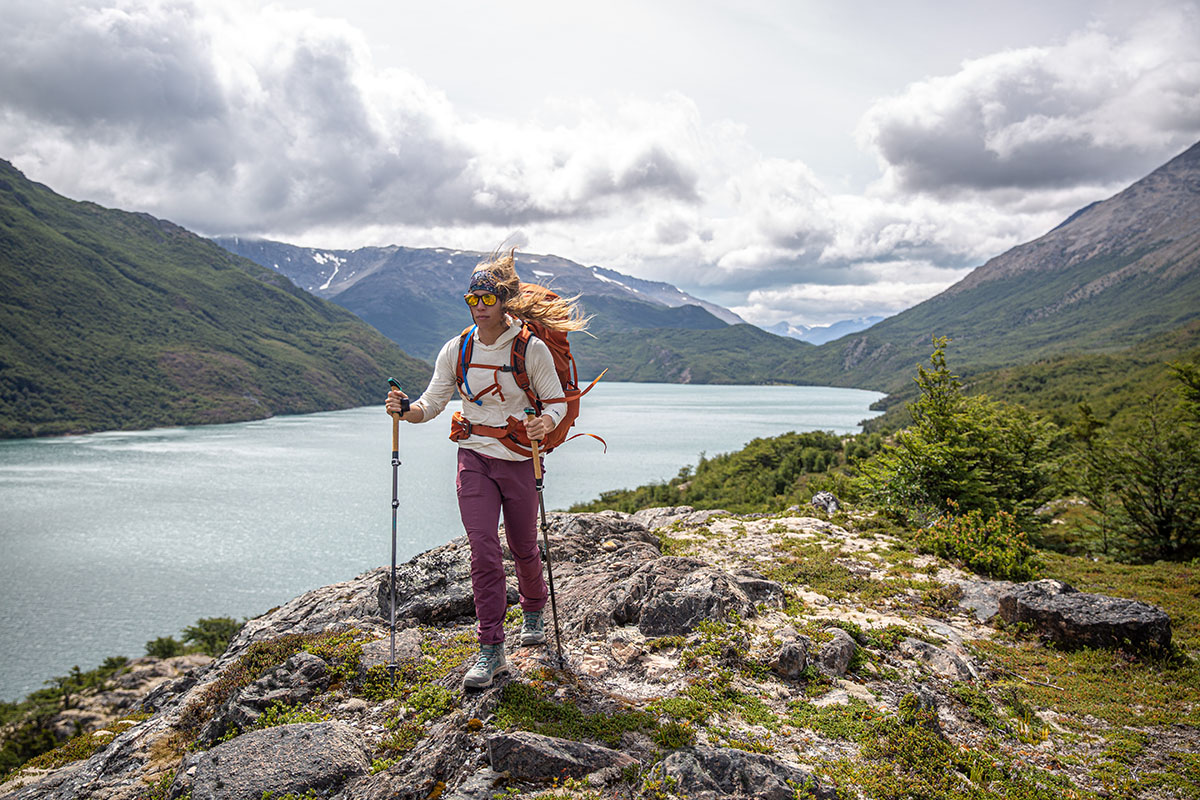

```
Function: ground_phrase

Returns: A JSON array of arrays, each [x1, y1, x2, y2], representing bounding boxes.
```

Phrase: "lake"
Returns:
[[0, 382, 882, 700]]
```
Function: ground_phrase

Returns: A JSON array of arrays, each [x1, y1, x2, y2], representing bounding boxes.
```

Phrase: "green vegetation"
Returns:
[[495, 680, 657, 748], [575, 330, 1200, 569], [0, 159, 431, 438], [915, 505, 1041, 581], [145, 617, 244, 659], [856, 337, 1055, 527], [0, 656, 129, 781], [571, 429, 873, 514]]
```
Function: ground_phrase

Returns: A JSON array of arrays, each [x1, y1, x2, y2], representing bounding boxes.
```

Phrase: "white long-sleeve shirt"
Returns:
[[411, 317, 565, 461]]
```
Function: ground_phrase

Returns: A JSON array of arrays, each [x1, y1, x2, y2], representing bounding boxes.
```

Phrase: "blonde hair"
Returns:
[[471, 249, 590, 333]]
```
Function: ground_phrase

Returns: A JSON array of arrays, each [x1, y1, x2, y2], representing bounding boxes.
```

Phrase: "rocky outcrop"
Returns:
[[815, 629, 857, 677], [998, 579, 1172, 651], [661, 746, 836, 800], [487, 731, 636, 780], [182, 722, 369, 800], [197, 651, 331, 744], [810, 491, 840, 514], [2, 509, 1185, 800]]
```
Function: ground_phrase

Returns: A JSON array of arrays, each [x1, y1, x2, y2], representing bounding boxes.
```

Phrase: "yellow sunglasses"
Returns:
[[464, 292, 499, 307]]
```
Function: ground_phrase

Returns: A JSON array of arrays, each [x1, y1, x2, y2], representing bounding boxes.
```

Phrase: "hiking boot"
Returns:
[[462, 643, 510, 689], [520, 610, 546, 646]]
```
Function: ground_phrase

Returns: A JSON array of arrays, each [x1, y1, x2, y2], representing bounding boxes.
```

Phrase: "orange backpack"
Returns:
[[449, 291, 606, 457]]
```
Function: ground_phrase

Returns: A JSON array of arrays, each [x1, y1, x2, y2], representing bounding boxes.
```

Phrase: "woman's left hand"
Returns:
[[524, 414, 555, 441]]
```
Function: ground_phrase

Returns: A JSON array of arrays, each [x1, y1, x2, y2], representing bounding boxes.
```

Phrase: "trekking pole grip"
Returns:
[[524, 407, 543, 481], [387, 377, 410, 453]]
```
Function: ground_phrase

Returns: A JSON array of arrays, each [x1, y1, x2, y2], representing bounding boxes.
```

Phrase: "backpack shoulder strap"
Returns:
[[509, 323, 538, 409], [455, 326, 483, 406]]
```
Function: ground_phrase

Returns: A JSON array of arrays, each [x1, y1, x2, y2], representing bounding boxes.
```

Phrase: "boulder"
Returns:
[[998, 580, 1172, 651], [810, 492, 840, 514], [660, 746, 836, 800], [815, 629, 857, 677], [189, 722, 368, 800], [898, 638, 974, 681], [770, 629, 811, 678], [487, 731, 636, 780], [351, 718, 479, 800], [565, 556, 784, 637], [956, 579, 1015, 623], [375, 538, 476, 624]]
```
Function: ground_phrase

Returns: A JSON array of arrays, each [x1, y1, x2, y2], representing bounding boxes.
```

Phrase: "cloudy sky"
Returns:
[[3, 0, 1199, 326]]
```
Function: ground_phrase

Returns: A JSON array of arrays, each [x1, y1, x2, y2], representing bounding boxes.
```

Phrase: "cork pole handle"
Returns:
[[524, 407, 543, 481]]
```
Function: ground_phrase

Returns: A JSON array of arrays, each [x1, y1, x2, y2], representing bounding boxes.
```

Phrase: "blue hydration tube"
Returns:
[[459, 326, 484, 405]]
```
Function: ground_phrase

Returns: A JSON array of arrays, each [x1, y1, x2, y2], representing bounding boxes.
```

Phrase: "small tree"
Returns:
[[1066, 402, 1118, 555], [856, 337, 1055, 525], [183, 617, 244, 657], [1108, 393, 1200, 560]]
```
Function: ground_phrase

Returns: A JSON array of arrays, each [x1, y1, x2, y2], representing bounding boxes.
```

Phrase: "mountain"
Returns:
[[214, 238, 808, 382], [0, 161, 431, 438], [767, 316, 887, 345], [796, 140, 1200, 392]]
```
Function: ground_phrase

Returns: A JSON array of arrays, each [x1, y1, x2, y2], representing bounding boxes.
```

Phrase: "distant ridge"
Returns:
[[215, 238, 814, 384], [793, 139, 1200, 391], [0, 161, 431, 438]]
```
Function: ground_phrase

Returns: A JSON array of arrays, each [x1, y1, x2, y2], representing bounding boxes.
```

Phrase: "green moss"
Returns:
[[251, 702, 327, 731], [651, 721, 696, 749], [765, 540, 905, 602], [301, 629, 364, 685], [949, 682, 1008, 733], [788, 698, 882, 743], [13, 715, 146, 774], [494, 681, 656, 748]]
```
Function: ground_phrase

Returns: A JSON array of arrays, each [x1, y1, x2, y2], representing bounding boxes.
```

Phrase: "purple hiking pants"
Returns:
[[455, 448, 548, 645]]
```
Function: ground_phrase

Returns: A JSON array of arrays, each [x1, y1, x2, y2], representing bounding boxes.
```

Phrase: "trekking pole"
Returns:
[[386, 378, 410, 689], [525, 408, 566, 669]]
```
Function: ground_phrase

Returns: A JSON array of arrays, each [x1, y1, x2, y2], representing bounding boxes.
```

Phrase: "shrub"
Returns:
[[183, 617, 244, 657], [144, 636, 183, 659], [856, 337, 1055, 526], [915, 503, 1040, 581]]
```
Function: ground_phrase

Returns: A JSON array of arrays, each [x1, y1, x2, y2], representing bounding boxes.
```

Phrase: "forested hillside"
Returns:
[[0, 161, 431, 438]]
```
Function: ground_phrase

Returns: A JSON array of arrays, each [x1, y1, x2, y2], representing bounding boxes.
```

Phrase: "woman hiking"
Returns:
[[385, 250, 587, 689]]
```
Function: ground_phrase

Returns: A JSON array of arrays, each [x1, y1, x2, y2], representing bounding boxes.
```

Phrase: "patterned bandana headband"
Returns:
[[467, 268, 507, 299]]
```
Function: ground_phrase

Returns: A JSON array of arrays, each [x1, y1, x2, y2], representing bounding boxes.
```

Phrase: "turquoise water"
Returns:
[[0, 382, 882, 700]]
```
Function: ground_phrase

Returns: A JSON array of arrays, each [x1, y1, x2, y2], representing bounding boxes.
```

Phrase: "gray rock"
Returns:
[[487, 731, 636, 780], [375, 537, 476, 624], [190, 722, 368, 800], [956, 579, 1015, 623], [898, 638, 974, 681], [661, 746, 836, 799], [815, 629, 857, 677], [998, 579, 1172, 651], [629, 506, 698, 531], [634, 559, 783, 637], [810, 492, 840, 514], [361, 627, 423, 668], [442, 767, 508, 800], [351, 717, 479, 800], [770, 634, 810, 678], [197, 651, 330, 744]]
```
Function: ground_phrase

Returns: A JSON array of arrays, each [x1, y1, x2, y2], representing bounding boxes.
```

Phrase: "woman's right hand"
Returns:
[[386, 389, 423, 422]]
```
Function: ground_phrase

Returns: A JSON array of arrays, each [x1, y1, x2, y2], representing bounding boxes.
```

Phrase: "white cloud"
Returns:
[[1, 0, 1197, 327], [858, 5, 1200, 196]]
